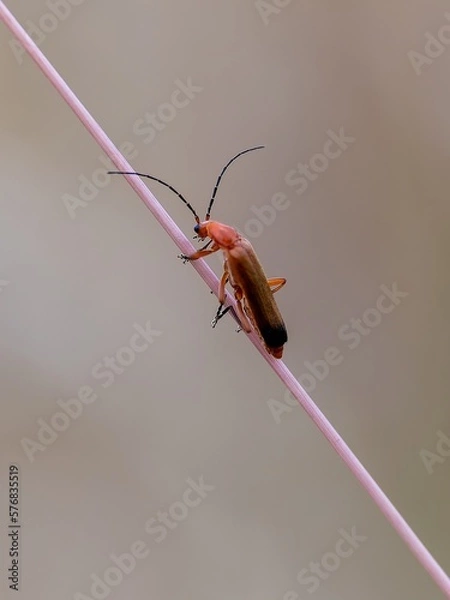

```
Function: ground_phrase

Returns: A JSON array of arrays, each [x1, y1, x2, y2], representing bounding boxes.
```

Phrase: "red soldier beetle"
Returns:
[[108, 146, 288, 358]]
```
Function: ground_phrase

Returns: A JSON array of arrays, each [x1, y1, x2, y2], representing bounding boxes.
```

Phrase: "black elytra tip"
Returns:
[[259, 323, 288, 348]]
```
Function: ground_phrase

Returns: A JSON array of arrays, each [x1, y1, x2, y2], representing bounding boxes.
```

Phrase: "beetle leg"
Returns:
[[267, 277, 287, 294], [198, 239, 213, 251], [211, 277, 252, 334], [218, 260, 229, 304], [233, 286, 253, 333], [211, 304, 232, 328], [211, 265, 230, 328], [217, 266, 252, 333], [178, 242, 220, 263]]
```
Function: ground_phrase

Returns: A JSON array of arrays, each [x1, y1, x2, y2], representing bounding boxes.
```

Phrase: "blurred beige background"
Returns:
[[1, 1, 449, 598]]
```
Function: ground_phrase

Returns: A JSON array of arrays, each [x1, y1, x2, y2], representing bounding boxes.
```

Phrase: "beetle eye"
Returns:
[[194, 224, 200, 233]]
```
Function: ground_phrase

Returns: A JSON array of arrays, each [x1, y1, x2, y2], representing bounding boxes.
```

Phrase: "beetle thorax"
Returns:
[[203, 221, 240, 248]]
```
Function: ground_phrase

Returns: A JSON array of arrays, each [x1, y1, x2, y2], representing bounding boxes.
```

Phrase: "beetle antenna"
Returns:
[[206, 145, 265, 220], [108, 171, 200, 223]]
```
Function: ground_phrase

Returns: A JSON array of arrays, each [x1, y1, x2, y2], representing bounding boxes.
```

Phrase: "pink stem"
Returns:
[[1, 3, 449, 597]]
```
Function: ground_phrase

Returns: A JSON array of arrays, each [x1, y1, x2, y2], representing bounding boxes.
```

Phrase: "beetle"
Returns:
[[108, 146, 288, 358]]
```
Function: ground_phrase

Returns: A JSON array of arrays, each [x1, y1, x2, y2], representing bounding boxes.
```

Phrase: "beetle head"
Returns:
[[194, 221, 209, 240]]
